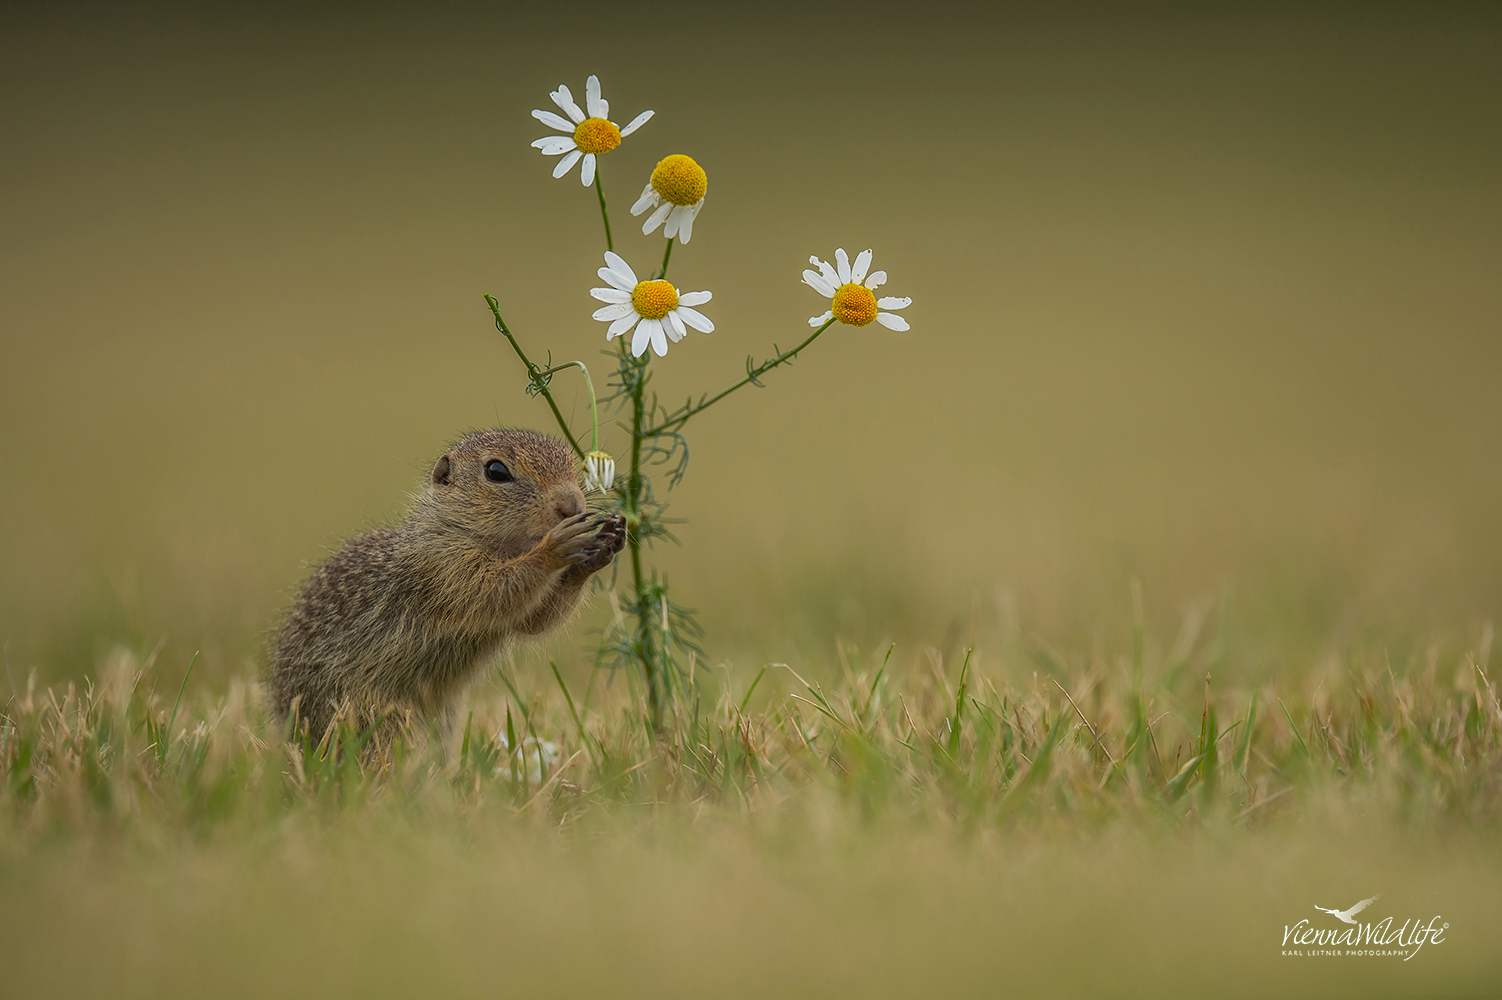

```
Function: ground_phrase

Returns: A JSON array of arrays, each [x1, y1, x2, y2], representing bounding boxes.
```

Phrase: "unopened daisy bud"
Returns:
[[584, 451, 616, 493]]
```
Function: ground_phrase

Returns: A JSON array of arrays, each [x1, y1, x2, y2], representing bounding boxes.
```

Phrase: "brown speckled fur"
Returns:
[[268, 428, 625, 762]]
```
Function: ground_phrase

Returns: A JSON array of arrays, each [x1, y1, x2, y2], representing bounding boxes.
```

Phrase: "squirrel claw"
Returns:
[[568, 514, 626, 573], [539, 512, 602, 567], [542, 512, 628, 572]]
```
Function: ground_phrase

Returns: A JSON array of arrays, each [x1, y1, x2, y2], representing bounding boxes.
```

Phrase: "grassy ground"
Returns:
[[3, 612, 1499, 997]]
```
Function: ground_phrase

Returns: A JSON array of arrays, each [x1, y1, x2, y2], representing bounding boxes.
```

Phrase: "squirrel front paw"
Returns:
[[570, 513, 626, 576], [536, 512, 604, 571]]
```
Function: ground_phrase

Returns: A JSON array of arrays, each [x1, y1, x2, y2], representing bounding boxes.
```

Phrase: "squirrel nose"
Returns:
[[554, 495, 583, 520]]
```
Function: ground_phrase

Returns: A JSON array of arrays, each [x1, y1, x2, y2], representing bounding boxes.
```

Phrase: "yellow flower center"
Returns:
[[573, 117, 621, 155], [650, 154, 708, 206], [831, 283, 878, 326], [631, 280, 678, 320]]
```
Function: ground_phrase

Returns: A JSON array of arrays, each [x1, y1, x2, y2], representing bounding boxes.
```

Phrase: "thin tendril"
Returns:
[[535, 361, 600, 453], [484, 295, 585, 458]]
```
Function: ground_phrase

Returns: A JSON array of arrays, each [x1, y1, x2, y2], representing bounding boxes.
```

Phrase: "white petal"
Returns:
[[650, 320, 669, 357], [607, 312, 638, 339], [531, 136, 576, 154], [663, 205, 686, 239], [551, 85, 585, 124], [813, 257, 840, 287], [851, 249, 873, 284], [585, 75, 604, 119], [592, 302, 634, 321], [552, 148, 582, 178], [863, 270, 887, 289], [802, 270, 836, 298], [531, 109, 575, 132], [665, 310, 687, 341], [580, 153, 596, 186], [602, 252, 638, 287], [597, 270, 632, 292], [620, 109, 654, 136], [584, 454, 614, 493], [599, 98, 609, 119], [677, 290, 712, 307], [675, 306, 714, 333], [677, 203, 698, 243], [630, 184, 659, 216], [835, 248, 851, 284], [877, 296, 911, 310], [808, 310, 834, 328], [642, 200, 672, 235], [876, 312, 910, 331], [630, 319, 653, 357], [591, 286, 631, 303]]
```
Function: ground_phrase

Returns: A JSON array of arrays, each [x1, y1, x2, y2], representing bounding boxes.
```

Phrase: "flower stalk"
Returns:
[[594, 170, 613, 252], [642, 318, 836, 438], [655, 238, 673, 280]]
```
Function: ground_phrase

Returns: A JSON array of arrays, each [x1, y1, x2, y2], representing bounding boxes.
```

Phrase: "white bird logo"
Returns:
[[1314, 896, 1380, 924]]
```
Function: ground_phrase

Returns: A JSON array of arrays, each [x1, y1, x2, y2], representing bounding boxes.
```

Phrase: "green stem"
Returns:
[[535, 361, 600, 453], [485, 295, 585, 458], [656, 238, 674, 280], [594, 169, 613, 252], [626, 353, 657, 725], [641, 319, 836, 437]]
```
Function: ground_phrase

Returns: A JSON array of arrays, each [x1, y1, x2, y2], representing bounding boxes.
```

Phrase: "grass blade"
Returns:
[[738, 665, 769, 715], [1239, 694, 1258, 776], [1278, 697, 1310, 756], [551, 659, 598, 766], [160, 650, 199, 767]]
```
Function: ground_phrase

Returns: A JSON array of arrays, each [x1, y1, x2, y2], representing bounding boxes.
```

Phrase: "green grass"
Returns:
[[2, 614, 1500, 997]]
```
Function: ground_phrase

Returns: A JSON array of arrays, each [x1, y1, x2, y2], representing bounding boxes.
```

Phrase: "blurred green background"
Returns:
[[2, 1, 1499, 685]]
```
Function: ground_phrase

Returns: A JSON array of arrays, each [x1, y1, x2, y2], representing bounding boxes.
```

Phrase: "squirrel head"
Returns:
[[419, 428, 585, 556]]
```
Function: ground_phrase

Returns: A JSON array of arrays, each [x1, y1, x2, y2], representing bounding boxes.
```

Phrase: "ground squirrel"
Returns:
[[268, 428, 625, 758]]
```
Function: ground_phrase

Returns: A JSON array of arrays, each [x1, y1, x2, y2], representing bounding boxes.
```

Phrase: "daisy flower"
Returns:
[[530, 75, 653, 186], [630, 154, 707, 242], [583, 451, 616, 493], [590, 251, 714, 358], [495, 731, 559, 785], [802, 248, 912, 331]]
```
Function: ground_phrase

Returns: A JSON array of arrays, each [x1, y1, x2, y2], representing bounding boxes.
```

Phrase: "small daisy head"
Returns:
[[590, 251, 714, 359], [631, 280, 678, 319], [803, 248, 911, 331], [629, 154, 708, 243], [530, 75, 653, 186], [832, 284, 878, 326], [573, 117, 620, 154], [650, 154, 707, 206], [583, 451, 616, 493]]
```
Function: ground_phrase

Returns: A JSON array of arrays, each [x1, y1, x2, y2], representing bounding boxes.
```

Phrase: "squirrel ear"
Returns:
[[431, 454, 452, 486]]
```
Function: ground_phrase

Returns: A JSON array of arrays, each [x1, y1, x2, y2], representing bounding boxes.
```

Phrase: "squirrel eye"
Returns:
[[484, 460, 514, 484]]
